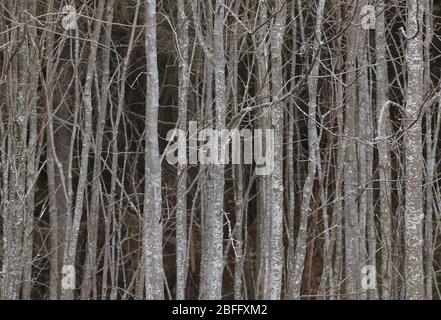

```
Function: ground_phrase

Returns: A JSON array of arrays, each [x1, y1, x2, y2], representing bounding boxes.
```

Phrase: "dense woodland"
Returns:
[[0, 0, 441, 300]]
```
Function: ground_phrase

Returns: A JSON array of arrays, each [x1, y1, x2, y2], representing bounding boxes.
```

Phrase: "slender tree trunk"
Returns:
[[287, 0, 297, 300], [357, 1, 376, 298], [143, 0, 164, 300], [229, 1, 245, 300], [268, 0, 287, 300], [22, 0, 40, 299], [344, 1, 360, 298], [376, 0, 393, 300], [176, 0, 190, 300], [255, 0, 271, 299], [289, 0, 326, 300], [3, 0, 27, 299], [82, 0, 115, 299], [61, 0, 106, 299], [404, 0, 425, 300], [423, 0, 434, 300], [199, 0, 226, 300]]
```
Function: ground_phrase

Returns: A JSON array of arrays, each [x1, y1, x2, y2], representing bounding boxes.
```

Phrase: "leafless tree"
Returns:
[[0, 0, 440, 301]]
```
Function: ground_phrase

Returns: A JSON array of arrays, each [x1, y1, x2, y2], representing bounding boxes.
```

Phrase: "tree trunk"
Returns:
[[404, 0, 425, 300], [143, 0, 164, 300], [176, 0, 190, 300], [199, 0, 226, 300]]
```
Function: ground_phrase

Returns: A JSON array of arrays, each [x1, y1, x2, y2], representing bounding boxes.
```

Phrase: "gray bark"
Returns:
[[376, 0, 393, 300], [144, 0, 164, 300], [82, 0, 115, 299], [61, 0, 106, 299], [268, 0, 287, 300], [199, 0, 226, 300], [176, 0, 190, 300], [344, 2, 360, 298], [288, 0, 326, 300], [404, 0, 425, 300]]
